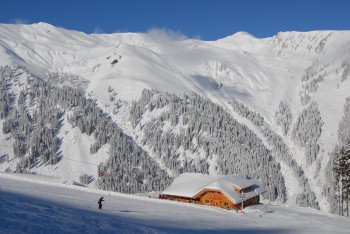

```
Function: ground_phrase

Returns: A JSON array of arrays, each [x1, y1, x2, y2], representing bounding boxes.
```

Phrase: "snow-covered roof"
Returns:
[[162, 173, 266, 203]]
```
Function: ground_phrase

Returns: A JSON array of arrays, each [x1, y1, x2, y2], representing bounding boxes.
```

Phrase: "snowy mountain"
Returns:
[[0, 22, 350, 215]]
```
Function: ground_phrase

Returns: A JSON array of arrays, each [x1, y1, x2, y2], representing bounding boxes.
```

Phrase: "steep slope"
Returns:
[[0, 23, 350, 214]]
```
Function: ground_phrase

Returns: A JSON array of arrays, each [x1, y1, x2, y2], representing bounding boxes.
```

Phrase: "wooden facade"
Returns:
[[197, 189, 235, 209], [162, 188, 260, 210]]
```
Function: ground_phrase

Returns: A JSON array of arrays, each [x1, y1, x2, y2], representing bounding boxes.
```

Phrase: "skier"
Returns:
[[98, 196, 104, 209]]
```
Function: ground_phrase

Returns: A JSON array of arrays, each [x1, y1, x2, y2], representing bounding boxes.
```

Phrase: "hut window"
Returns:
[[205, 200, 209, 204]]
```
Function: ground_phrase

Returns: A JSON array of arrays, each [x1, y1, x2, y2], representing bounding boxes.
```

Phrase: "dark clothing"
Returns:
[[98, 196, 104, 209]]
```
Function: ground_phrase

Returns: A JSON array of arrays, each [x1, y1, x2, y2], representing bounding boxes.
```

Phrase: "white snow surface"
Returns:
[[1, 173, 350, 233], [1, 23, 350, 211], [162, 173, 265, 203]]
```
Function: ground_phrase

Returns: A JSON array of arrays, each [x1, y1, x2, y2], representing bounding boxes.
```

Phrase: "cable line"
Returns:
[[0, 144, 13, 148], [1, 144, 100, 166], [60, 157, 100, 166]]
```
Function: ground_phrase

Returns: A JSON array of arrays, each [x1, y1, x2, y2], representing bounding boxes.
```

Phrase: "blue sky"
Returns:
[[0, 0, 349, 40]]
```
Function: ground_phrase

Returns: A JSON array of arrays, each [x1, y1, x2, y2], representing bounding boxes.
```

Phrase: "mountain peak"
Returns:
[[231, 31, 257, 39], [216, 31, 258, 42], [31, 22, 55, 28], [213, 31, 266, 53]]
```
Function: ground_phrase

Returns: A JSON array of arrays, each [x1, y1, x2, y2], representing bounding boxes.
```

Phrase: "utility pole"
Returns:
[[269, 174, 272, 205], [267, 156, 272, 205], [241, 191, 245, 213]]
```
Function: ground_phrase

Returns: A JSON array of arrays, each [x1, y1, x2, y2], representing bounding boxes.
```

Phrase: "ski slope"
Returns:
[[1, 173, 350, 233]]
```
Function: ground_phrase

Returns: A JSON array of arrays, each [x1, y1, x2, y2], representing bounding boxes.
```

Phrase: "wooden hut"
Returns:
[[161, 173, 265, 210]]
